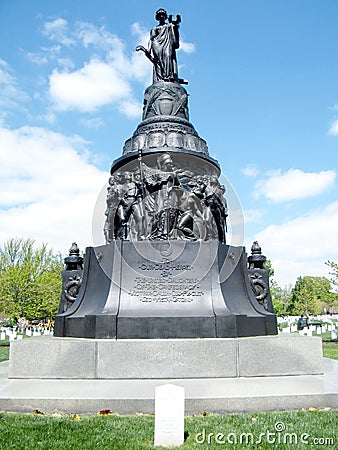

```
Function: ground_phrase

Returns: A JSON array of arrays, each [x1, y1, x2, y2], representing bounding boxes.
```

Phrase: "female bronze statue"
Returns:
[[136, 9, 181, 83], [149, 9, 180, 82]]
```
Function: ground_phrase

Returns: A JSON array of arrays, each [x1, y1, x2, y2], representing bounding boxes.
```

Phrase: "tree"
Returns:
[[288, 276, 332, 316], [270, 284, 293, 316], [324, 260, 338, 312], [265, 260, 292, 316], [0, 238, 63, 321], [326, 260, 338, 286]]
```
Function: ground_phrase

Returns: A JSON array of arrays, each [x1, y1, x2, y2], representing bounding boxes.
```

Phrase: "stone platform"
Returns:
[[9, 335, 323, 379], [4, 334, 337, 415], [0, 358, 337, 415]]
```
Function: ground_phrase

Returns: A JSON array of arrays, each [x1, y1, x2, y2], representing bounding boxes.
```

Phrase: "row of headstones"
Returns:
[[278, 315, 337, 340], [277, 314, 338, 325], [0, 327, 53, 341], [282, 327, 337, 339]]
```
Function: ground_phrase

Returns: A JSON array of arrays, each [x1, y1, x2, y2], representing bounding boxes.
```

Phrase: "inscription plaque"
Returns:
[[129, 275, 204, 303], [117, 241, 215, 318]]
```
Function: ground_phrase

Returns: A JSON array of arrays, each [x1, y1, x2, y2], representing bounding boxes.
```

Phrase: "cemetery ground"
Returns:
[[0, 316, 337, 449], [0, 409, 336, 449]]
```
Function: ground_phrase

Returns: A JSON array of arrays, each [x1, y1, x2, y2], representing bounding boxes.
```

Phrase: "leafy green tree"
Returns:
[[288, 276, 332, 315], [265, 260, 292, 316], [324, 260, 338, 311], [0, 238, 63, 321], [270, 284, 293, 316], [326, 260, 338, 286]]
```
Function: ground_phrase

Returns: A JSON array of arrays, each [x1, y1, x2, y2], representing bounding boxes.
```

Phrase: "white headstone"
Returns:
[[331, 330, 337, 340], [26, 329, 32, 336], [316, 328, 322, 335], [17, 335, 23, 340], [0, 332, 5, 341], [154, 384, 185, 447], [298, 329, 305, 336]]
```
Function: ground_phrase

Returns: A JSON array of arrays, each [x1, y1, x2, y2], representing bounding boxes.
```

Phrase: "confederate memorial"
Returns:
[[7, 10, 328, 414], [54, 8, 278, 340]]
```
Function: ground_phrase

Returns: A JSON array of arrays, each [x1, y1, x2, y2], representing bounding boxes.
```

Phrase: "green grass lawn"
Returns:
[[0, 410, 336, 449], [0, 336, 337, 449], [323, 343, 338, 360], [0, 344, 9, 362]]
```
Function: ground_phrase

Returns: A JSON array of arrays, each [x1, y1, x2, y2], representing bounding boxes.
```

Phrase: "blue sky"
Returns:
[[0, 0, 337, 287]]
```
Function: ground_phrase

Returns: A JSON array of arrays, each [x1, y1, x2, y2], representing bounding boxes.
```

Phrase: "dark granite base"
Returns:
[[54, 241, 277, 339]]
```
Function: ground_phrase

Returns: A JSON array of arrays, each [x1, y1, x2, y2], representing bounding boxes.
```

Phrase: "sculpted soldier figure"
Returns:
[[176, 192, 204, 240], [204, 176, 227, 243], [104, 174, 122, 243], [114, 172, 145, 240]]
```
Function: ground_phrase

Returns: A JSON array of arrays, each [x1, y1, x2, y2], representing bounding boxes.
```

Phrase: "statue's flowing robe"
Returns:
[[150, 22, 179, 82]]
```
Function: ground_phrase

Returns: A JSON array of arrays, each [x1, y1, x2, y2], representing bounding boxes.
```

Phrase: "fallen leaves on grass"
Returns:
[[97, 410, 112, 415], [32, 409, 44, 415], [73, 414, 81, 420]]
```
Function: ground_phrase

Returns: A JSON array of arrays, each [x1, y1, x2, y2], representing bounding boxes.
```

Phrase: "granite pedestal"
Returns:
[[2, 335, 338, 414], [54, 241, 278, 339], [9, 334, 323, 380]]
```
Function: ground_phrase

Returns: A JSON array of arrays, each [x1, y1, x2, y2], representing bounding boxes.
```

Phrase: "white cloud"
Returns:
[[44, 20, 151, 117], [26, 52, 49, 65], [241, 163, 259, 178], [42, 18, 76, 46], [0, 124, 108, 252], [49, 59, 131, 112], [57, 58, 75, 70], [244, 209, 263, 223], [254, 168, 336, 202], [329, 119, 338, 136], [39, 17, 195, 119], [131, 22, 149, 47], [76, 21, 152, 86], [179, 41, 195, 54], [0, 59, 29, 111], [81, 117, 104, 129], [252, 201, 338, 286], [118, 98, 142, 119]]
